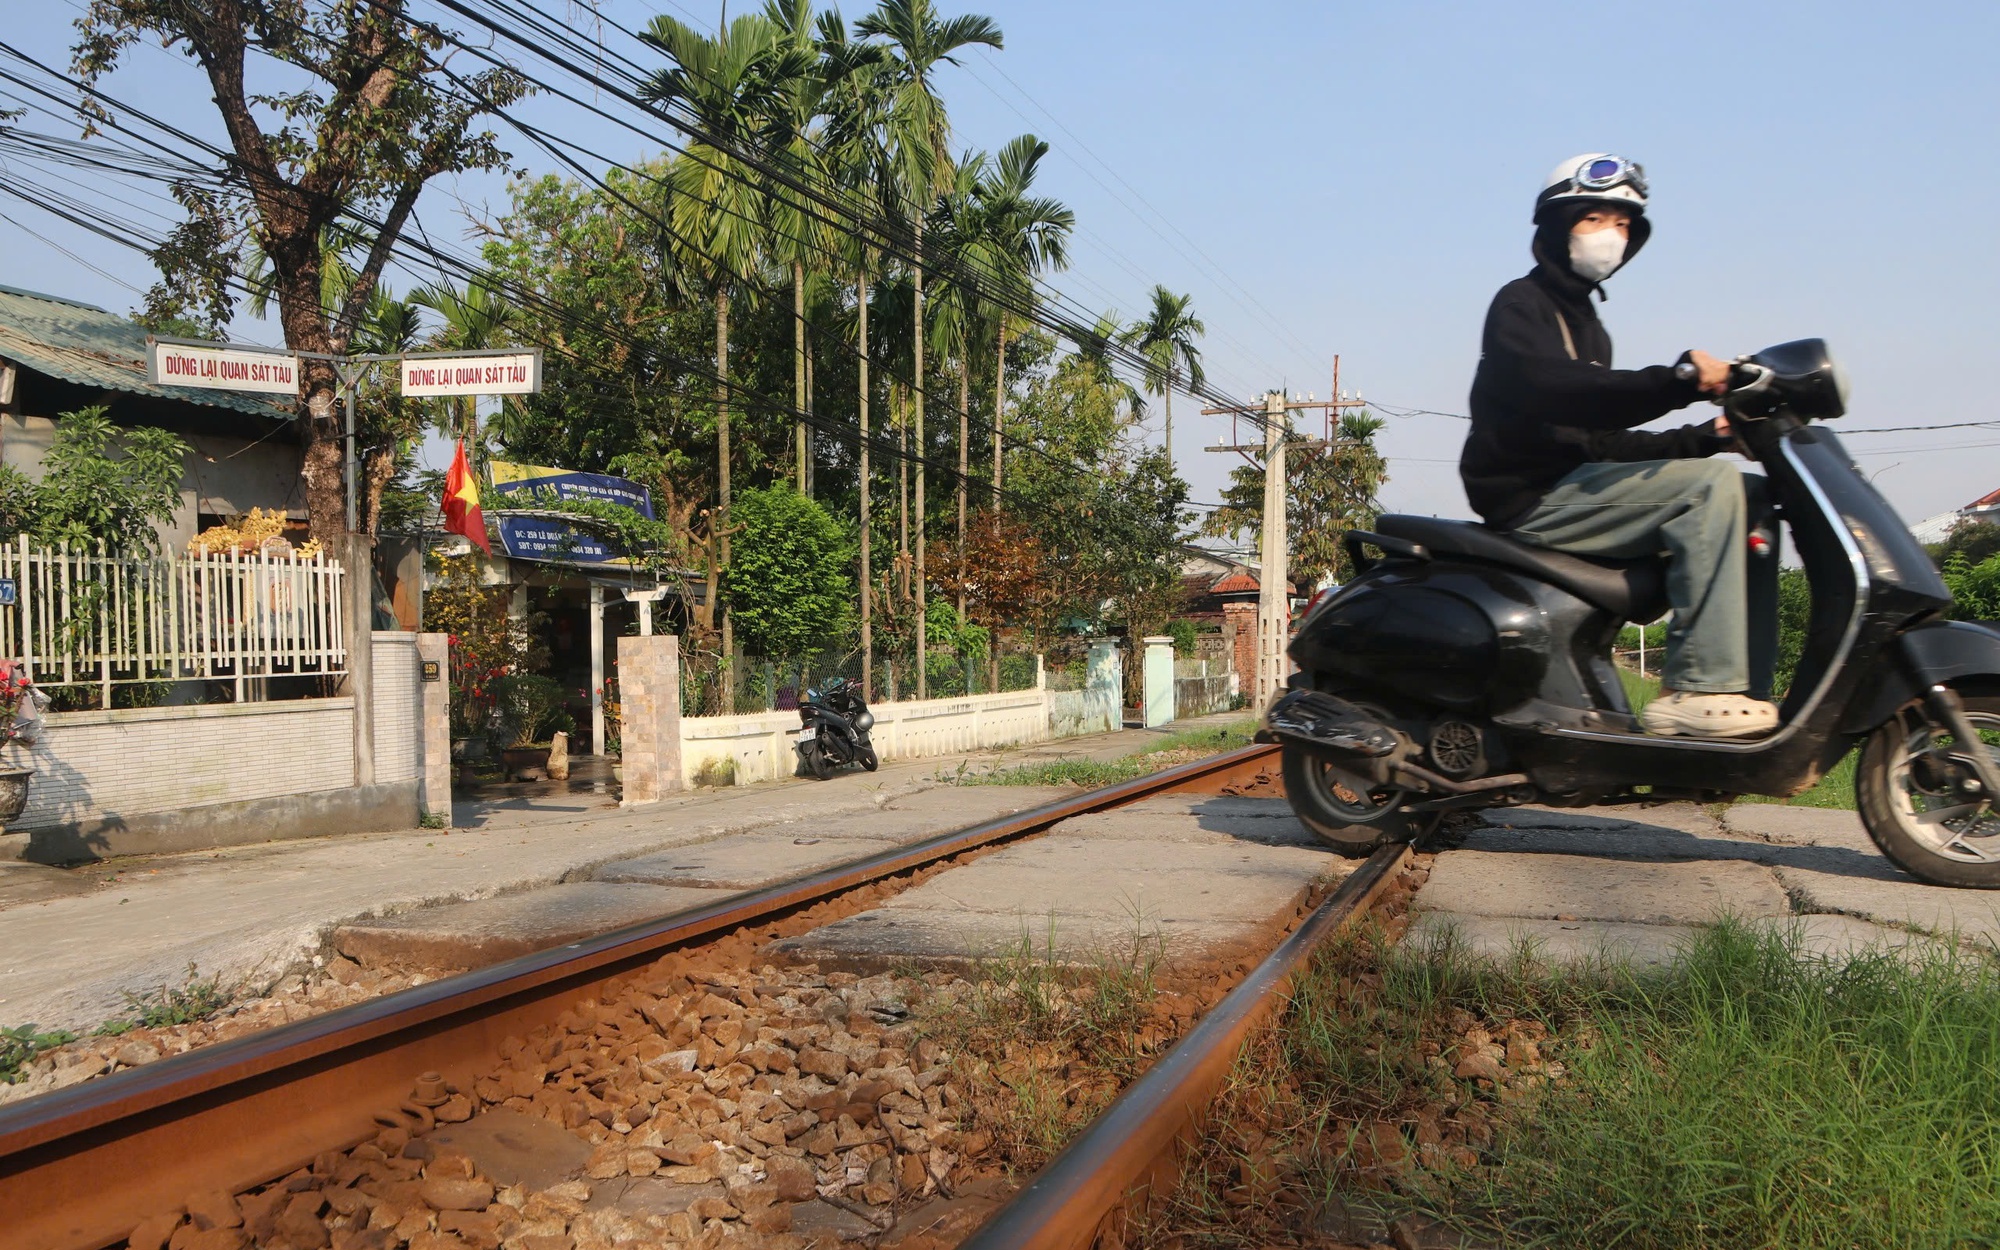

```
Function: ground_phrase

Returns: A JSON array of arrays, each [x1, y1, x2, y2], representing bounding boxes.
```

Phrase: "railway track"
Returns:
[[0, 741, 1413, 1250]]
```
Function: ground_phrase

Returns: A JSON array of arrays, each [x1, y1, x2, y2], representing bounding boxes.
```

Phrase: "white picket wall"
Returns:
[[0, 538, 346, 702]]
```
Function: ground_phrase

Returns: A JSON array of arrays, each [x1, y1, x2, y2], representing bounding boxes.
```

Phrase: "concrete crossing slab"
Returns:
[[1416, 850, 1790, 925], [592, 835, 902, 890], [333, 882, 725, 970], [1407, 910, 1929, 969], [776, 803, 1343, 969]]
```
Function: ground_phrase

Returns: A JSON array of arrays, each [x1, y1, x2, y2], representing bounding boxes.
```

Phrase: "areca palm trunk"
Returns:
[[1164, 366, 1173, 469], [794, 260, 808, 493], [717, 285, 733, 715], [957, 358, 969, 625], [990, 318, 1006, 694], [897, 386, 909, 600], [992, 320, 1006, 503], [913, 246, 927, 700], [857, 272, 872, 699]]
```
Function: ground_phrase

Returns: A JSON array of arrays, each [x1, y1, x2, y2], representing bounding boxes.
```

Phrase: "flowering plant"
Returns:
[[425, 553, 549, 737], [0, 664, 42, 746]]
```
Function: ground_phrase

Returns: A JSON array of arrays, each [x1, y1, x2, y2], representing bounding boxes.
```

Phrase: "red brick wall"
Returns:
[[1222, 601, 1257, 701]]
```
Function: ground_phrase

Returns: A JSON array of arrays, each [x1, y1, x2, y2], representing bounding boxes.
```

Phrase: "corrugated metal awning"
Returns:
[[0, 285, 294, 420]]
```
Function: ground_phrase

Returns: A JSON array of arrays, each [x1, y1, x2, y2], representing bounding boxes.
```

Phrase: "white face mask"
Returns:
[[1569, 227, 1627, 282]]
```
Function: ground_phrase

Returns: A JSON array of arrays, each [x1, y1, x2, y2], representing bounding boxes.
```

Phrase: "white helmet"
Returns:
[[1535, 153, 1648, 222]]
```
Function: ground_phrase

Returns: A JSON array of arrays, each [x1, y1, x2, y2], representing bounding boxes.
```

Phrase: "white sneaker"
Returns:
[[1641, 690, 1779, 739]]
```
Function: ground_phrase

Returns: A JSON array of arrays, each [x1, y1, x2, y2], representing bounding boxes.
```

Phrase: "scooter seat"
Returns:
[[1372, 514, 1669, 623]]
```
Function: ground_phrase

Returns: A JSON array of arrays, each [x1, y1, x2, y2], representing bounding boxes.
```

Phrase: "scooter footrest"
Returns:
[[1266, 690, 1399, 757]]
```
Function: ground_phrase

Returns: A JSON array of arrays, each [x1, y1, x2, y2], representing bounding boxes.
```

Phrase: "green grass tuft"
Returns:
[[961, 719, 1256, 787], [113, 964, 231, 1031], [1446, 923, 2000, 1248], [1177, 921, 2000, 1249], [0, 1022, 77, 1084]]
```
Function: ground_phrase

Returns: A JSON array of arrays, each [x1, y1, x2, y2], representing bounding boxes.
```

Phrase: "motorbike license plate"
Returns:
[[797, 726, 817, 741]]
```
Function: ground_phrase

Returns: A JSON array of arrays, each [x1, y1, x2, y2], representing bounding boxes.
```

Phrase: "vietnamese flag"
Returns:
[[442, 439, 490, 554]]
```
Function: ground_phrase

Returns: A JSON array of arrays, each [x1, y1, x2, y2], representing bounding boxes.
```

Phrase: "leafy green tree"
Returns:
[[1123, 286, 1205, 470], [3, 407, 189, 554], [73, 1, 528, 545], [1943, 550, 2000, 622], [1930, 520, 2000, 573], [1203, 411, 1390, 588], [726, 484, 856, 662]]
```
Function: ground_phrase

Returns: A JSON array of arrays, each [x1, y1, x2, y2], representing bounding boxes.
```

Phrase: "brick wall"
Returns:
[[1222, 601, 1257, 704], [4, 699, 356, 832]]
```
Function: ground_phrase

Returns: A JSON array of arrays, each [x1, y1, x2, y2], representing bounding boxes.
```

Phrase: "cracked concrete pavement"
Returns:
[[1414, 801, 1999, 966]]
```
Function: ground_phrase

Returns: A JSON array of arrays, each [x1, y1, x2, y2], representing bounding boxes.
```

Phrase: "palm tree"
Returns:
[[969, 133, 1073, 501], [764, 0, 839, 494], [641, 12, 811, 711], [411, 277, 514, 443], [1124, 286, 1206, 473], [1074, 310, 1146, 421], [857, 0, 1002, 700]]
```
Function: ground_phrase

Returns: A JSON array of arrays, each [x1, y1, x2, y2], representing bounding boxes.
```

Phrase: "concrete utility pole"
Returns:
[[1204, 376, 1367, 713]]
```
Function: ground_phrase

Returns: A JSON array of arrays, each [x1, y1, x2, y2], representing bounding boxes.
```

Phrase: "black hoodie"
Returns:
[[1459, 207, 1723, 529]]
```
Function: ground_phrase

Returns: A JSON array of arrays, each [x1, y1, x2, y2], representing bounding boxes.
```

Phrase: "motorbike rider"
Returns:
[[1459, 152, 1779, 739]]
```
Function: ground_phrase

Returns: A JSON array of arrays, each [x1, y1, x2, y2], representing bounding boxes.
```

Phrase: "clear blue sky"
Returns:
[[5, 0, 1996, 527]]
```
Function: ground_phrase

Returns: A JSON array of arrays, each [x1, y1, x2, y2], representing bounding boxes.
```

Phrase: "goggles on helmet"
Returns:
[[1562, 155, 1647, 199]]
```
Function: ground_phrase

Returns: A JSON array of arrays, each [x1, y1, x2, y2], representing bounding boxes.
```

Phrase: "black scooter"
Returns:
[[1270, 339, 2000, 888], [795, 675, 879, 780]]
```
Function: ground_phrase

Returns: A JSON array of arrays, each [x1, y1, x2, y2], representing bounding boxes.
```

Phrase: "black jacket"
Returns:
[[1460, 249, 1722, 528]]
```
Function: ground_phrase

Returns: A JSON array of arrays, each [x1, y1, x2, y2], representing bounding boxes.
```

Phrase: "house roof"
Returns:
[[1965, 486, 2000, 513], [0, 285, 293, 420]]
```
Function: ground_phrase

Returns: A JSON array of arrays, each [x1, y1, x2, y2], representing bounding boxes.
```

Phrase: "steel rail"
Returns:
[[0, 743, 1278, 1250], [961, 838, 1413, 1250]]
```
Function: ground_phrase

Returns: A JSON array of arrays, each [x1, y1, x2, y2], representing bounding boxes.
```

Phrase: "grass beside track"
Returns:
[[955, 719, 1257, 787], [1160, 920, 2000, 1249]]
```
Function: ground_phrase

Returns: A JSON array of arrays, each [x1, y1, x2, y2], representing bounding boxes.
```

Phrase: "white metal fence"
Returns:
[[0, 539, 347, 704]]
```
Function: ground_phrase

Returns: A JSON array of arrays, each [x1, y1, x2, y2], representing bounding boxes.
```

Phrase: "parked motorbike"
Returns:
[[795, 675, 879, 780], [1270, 339, 2000, 888]]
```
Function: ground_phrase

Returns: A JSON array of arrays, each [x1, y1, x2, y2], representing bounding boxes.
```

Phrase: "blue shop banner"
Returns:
[[489, 460, 654, 564]]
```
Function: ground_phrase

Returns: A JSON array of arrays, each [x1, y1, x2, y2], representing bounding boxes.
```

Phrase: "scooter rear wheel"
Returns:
[[803, 743, 834, 781], [1281, 743, 1416, 856], [1858, 693, 2000, 888]]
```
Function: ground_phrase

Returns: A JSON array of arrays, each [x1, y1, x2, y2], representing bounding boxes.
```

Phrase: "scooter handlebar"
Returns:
[[1676, 359, 1777, 405]]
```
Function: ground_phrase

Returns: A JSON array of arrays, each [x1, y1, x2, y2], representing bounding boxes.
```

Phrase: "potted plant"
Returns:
[[494, 674, 573, 780], [0, 666, 43, 825]]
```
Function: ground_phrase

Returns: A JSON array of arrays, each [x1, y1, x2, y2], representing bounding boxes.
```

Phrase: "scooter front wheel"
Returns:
[[1281, 743, 1416, 856], [859, 745, 879, 772], [1858, 692, 2000, 888]]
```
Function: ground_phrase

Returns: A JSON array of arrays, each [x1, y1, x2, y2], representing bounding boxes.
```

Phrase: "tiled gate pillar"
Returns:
[[416, 632, 451, 823], [1142, 636, 1177, 729], [619, 634, 683, 805]]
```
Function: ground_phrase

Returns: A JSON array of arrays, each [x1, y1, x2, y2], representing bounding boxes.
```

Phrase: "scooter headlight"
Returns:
[[1844, 514, 1900, 583]]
